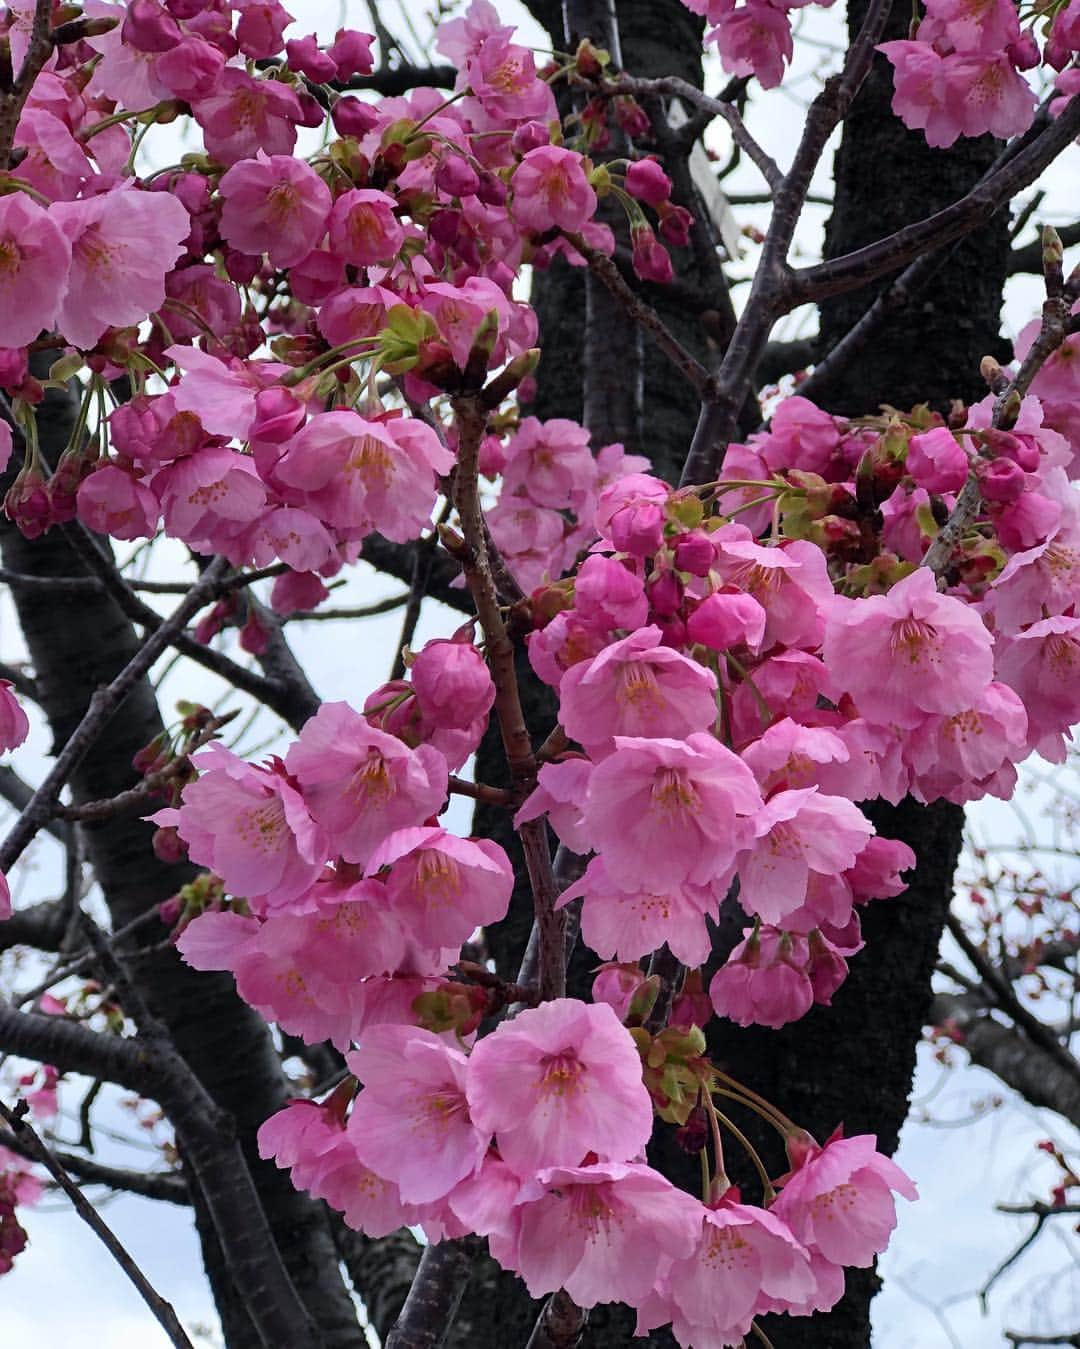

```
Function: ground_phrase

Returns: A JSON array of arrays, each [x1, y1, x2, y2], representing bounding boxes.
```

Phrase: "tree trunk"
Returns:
[[0, 377, 364, 1349]]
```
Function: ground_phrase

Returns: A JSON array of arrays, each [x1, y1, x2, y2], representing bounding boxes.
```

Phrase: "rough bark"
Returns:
[[0, 379, 363, 1349], [930, 994, 1080, 1129], [814, 0, 1012, 413]]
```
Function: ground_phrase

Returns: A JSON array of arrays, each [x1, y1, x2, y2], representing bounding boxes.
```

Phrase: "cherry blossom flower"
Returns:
[[494, 1162, 702, 1307], [158, 743, 326, 912], [366, 826, 513, 951], [347, 1026, 490, 1204], [558, 626, 719, 753], [285, 701, 448, 867], [583, 734, 762, 892], [466, 998, 654, 1176], [771, 1134, 917, 1267], [219, 153, 332, 268], [0, 193, 70, 348], [823, 566, 995, 727]]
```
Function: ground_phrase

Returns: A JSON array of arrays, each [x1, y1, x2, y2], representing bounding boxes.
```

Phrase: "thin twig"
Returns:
[[0, 557, 229, 873], [0, 1099, 196, 1348]]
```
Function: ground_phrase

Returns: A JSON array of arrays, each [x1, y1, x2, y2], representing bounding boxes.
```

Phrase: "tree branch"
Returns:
[[0, 558, 230, 874], [0, 1098, 195, 1348], [791, 96, 1080, 306]]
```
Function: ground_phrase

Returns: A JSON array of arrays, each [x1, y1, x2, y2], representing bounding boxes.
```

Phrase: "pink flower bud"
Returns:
[[674, 530, 715, 576], [686, 591, 767, 652], [435, 153, 481, 198], [631, 225, 673, 283], [647, 568, 683, 617], [122, 0, 182, 52], [980, 427, 1040, 472], [363, 679, 424, 745], [286, 35, 339, 83], [511, 121, 551, 156], [0, 348, 28, 391], [4, 465, 52, 540], [807, 929, 849, 1005], [239, 609, 270, 656], [625, 157, 672, 206], [329, 28, 376, 80], [411, 638, 495, 731], [251, 388, 306, 444], [152, 825, 187, 865], [270, 570, 329, 616], [658, 202, 694, 247], [977, 454, 1025, 503]]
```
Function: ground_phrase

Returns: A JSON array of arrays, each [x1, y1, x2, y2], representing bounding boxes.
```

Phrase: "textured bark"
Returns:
[[930, 994, 1080, 1129], [814, 0, 1012, 413], [0, 380, 363, 1349]]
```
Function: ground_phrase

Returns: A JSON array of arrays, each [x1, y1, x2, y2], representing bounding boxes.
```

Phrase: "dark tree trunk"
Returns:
[[814, 0, 1012, 413], [0, 379, 364, 1349], [461, 0, 1010, 1344]]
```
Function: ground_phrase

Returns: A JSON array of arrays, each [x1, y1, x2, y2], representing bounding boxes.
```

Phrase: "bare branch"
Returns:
[[0, 558, 229, 874], [0, 1098, 196, 1348]]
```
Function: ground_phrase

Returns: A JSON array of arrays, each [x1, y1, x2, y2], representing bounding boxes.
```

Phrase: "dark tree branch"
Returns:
[[791, 96, 1080, 305], [0, 557, 229, 874], [929, 993, 1080, 1128], [0, 1099, 196, 1348], [679, 0, 894, 485], [1009, 221, 1080, 275], [0, 1127, 189, 1203]]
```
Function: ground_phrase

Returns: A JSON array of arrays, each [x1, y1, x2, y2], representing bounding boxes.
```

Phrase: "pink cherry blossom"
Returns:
[[365, 826, 512, 950], [995, 614, 1080, 753], [50, 190, 189, 350], [193, 68, 302, 165], [686, 590, 767, 653], [328, 189, 405, 267], [0, 193, 70, 348], [495, 1162, 702, 1307], [713, 526, 835, 650], [558, 626, 718, 753], [162, 743, 326, 912], [219, 154, 332, 268], [0, 872, 10, 923], [274, 411, 454, 543], [574, 554, 650, 630], [583, 734, 763, 892], [464, 34, 556, 125], [466, 998, 654, 1176], [738, 788, 875, 926], [347, 1026, 489, 1203], [639, 1197, 814, 1346], [514, 758, 594, 854], [76, 465, 160, 542], [879, 41, 961, 148], [903, 682, 1028, 804], [710, 2, 794, 90], [501, 417, 596, 511], [906, 426, 968, 494], [559, 857, 718, 966], [822, 566, 994, 727], [740, 719, 849, 791], [285, 701, 448, 867], [771, 1134, 917, 1267]]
